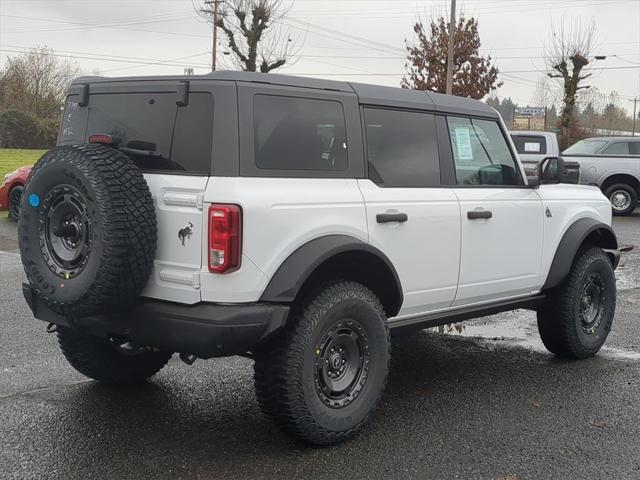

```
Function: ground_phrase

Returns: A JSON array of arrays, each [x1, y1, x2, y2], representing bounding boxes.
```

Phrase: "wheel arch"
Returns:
[[259, 235, 404, 317], [600, 173, 640, 193], [542, 218, 618, 290]]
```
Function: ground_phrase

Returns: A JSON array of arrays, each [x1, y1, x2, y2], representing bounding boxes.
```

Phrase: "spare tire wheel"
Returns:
[[18, 145, 157, 317]]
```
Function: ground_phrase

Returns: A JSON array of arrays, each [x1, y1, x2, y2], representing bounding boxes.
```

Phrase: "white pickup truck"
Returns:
[[510, 130, 580, 184]]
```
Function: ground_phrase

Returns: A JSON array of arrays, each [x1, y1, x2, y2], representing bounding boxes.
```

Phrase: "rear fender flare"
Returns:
[[259, 235, 403, 316]]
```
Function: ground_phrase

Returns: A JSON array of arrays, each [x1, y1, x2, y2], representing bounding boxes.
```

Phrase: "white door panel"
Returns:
[[358, 180, 461, 316], [141, 173, 209, 304], [453, 188, 543, 305]]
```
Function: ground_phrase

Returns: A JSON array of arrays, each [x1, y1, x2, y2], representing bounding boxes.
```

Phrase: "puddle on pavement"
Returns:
[[427, 310, 545, 352], [428, 311, 640, 362]]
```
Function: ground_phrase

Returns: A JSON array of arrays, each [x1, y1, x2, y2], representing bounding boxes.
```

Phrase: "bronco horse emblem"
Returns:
[[178, 222, 194, 246]]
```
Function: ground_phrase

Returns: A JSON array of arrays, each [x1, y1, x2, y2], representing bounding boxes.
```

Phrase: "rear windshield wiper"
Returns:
[[120, 140, 161, 157]]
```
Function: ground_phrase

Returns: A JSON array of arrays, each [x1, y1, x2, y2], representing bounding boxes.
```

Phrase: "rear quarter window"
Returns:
[[253, 95, 348, 171]]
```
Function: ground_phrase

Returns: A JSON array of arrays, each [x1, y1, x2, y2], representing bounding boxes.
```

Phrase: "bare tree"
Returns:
[[0, 46, 78, 119], [545, 19, 596, 148], [192, 0, 300, 73], [531, 77, 558, 110]]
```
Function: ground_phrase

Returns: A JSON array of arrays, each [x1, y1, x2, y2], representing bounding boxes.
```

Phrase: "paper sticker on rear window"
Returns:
[[524, 142, 541, 153]]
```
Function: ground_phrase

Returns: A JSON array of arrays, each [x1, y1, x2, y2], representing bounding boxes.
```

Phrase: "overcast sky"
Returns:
[[1, 0, 639, 114]]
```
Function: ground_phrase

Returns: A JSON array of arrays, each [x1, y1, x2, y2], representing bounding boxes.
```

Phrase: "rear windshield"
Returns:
[[511, 135, 547, 155], [563, 140, 607, 155], [83, 92, 213, 174]]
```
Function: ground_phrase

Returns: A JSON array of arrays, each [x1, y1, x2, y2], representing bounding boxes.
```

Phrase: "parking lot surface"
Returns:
[[1, 210, 639, 480]]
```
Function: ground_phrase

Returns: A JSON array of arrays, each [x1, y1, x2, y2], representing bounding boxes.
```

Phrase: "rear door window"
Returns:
[[511, 135, 547, 155], [364, 108, 439, 187], [253, 95, 348, 171]]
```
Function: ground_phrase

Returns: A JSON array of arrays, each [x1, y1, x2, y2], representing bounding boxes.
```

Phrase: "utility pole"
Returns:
[[630, 98, 638, 136], [445, 0, 457, 95], [202, 0, 223, 71]]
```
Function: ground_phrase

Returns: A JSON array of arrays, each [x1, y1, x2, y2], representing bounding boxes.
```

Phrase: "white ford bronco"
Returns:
[[20, 72, 621, 445]]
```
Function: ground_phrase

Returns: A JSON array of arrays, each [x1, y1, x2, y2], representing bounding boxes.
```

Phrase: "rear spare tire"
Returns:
[[18, 145, 157, 317]]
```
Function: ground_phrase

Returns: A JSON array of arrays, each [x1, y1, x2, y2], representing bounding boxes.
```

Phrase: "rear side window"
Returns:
[[253, 95, 347, 171], [511, 135, 547, 155], [447, 117, 520, 186], [364, 108, 439, 187], [601, 142, 630, 155]]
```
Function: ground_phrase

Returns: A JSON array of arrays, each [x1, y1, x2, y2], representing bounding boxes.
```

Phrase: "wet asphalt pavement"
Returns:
[[1, 210, 639, 480]]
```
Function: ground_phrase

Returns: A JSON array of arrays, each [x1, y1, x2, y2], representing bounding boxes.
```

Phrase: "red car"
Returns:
[[0, 165, 32, 222]]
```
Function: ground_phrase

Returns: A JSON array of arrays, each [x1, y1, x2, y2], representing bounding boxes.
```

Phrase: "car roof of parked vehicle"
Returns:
[[578, 136, 640, 142], [72, 71, 499, 120], [510, 130, 556, 137]]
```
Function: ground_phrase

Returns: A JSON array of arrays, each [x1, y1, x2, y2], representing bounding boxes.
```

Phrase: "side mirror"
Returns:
[[538, 156, 565, 184]]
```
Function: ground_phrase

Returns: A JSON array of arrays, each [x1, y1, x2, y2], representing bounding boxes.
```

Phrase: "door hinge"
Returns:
[[193, 272, 201, 290]]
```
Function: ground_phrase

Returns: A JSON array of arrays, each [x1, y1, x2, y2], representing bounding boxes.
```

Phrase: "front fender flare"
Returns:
[[543, 218, 618, 290]]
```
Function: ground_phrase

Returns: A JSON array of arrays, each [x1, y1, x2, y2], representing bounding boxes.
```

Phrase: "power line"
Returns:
[[0, 48, 211, 69]]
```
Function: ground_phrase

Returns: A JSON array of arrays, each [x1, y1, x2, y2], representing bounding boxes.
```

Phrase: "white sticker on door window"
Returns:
[[524, 142, 541, 152], [454, 127, 473, 161]]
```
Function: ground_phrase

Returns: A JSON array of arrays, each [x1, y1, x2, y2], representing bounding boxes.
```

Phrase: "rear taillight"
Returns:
[[208, 204, 242, 273]]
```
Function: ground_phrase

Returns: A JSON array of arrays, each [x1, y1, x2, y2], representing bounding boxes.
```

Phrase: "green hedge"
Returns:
[[0, 109, 58, 149]]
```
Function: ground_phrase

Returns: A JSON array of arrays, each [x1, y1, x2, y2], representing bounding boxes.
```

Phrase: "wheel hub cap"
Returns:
[[314, 319, 370, 408], [611, 190, 631, 211]]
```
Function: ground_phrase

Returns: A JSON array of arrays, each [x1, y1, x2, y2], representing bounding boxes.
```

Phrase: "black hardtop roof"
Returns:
[[73, 70, 498, 118]]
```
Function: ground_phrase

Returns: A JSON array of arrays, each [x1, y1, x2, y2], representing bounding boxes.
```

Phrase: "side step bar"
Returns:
[[389, 294, 546, 332]]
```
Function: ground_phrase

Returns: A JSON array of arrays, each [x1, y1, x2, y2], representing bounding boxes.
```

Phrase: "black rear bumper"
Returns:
[[22, 283, 289, 358]]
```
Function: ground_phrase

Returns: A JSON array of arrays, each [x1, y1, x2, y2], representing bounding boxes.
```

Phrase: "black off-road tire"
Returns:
[[18, 145, 157, 317], [537, 247, 616, 359], [604, 183, 638, 216], [8, 184, 23, 222], [253, 280, 390, 445], [57, 327, 171, 385]]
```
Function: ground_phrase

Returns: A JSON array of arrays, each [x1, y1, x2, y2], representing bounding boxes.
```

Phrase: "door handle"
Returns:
[[376, 213, 408, 223], [467, 210, 493, 220]]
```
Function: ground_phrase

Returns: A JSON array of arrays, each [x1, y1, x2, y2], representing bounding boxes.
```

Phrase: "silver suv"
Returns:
[[563, 136, 640, 215]]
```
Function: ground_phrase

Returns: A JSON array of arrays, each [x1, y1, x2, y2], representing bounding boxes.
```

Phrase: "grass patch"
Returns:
[[0, 149, 45, 178]]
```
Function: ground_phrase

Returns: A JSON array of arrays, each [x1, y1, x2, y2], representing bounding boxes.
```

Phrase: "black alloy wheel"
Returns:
[[314, 319, 370, 408], [41, 184, 92, 279]]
